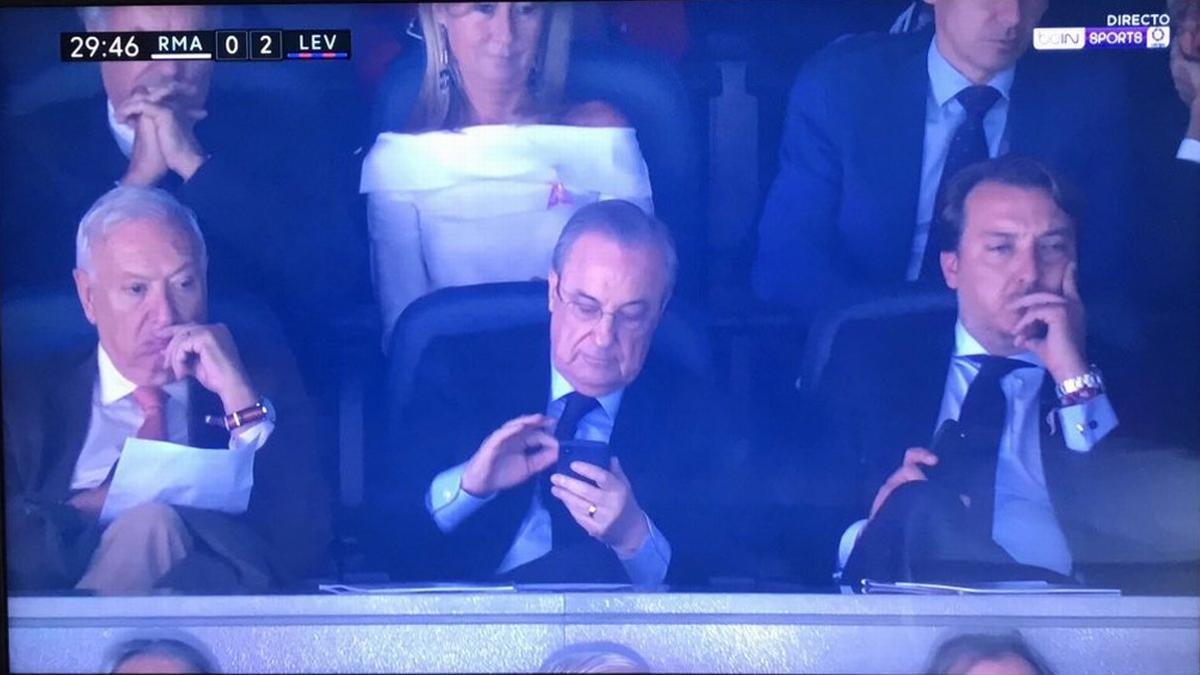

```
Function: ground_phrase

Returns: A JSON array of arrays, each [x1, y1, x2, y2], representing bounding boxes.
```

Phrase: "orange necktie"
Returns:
[[131, 386, 168, 441]]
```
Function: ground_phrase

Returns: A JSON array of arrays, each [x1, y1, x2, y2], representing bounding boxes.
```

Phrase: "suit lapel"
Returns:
[[77, 94, 129, 183], [1036, 374, 1071, 500], [40, 350, 99, 500], [869, 31, 930, 278], [607, 362, 656, 478], [880, 313, 957, 451], [1006, 55, 1049, 156]]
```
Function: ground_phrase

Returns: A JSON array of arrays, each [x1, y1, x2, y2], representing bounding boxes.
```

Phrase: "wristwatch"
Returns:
[[205, 397, 276, 431], [1055, 367, 1105, 406]]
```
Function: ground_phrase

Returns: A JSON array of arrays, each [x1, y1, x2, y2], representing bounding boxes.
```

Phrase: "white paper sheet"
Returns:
[[318, 583, 517, 594], [860, 579, 1121, 596], [98, 438, 255, 524]]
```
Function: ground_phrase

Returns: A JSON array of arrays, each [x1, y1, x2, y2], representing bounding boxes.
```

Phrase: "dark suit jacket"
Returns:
[[2, 336, 332, 592], [753, 29, 1135, 317], [374, 324, 733, 585], [803, 308, 1124, 574], [0, 92, 369, 330]]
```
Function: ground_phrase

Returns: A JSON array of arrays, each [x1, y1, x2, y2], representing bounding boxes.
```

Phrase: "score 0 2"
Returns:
[[216, 30, 281, 60]]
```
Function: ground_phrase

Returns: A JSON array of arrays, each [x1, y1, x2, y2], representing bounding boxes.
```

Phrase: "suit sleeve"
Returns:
[[238, 334, 333, 584], [798, 323, 894, 571], [752, 50, 854, 313], [372, 335, 531, 581], [1074, 68, 1138, 296]]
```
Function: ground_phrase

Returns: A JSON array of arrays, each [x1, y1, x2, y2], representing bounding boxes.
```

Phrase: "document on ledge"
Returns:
[[98, 438, 254, 524], [319, 583, 516, 594], [861, 580, 1121, 596]]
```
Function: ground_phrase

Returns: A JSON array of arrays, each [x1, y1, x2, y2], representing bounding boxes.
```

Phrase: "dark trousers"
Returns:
[[842, 481, 1074, 586], [503, 538, 628, 584]]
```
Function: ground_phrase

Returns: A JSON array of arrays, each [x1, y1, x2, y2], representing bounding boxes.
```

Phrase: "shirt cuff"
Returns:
[[426, 462, 495, 533], [616, 513, 671, 586], [1057, 393, 1118, 452], [228, 420, 273, 452], [837, 519, 869, 571], [1178, 138, 1200, 164]]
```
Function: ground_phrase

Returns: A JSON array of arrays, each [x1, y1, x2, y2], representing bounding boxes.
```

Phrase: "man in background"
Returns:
[[753, 0, 1134, 319], [0, 5, 368, 386]]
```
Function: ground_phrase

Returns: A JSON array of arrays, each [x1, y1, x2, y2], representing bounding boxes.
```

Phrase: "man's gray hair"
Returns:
[[78, 6, 223, 30], [76, 186, 207, 275], [551, 200, 678, 298]]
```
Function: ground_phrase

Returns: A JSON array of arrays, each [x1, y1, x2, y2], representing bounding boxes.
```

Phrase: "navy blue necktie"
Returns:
[[543, 393, 600, 548], [956, 355, 1035, 527], [921, 85, 1002, 279]]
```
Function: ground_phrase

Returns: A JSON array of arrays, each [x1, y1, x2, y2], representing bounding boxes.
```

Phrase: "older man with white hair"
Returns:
[[3, 186, 330, 595]]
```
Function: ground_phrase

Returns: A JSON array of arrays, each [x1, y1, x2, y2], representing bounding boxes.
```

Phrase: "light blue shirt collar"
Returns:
[[953, 320, 1041, 368], [927, 36, 1016, 108], [549, 366, 624, 421]]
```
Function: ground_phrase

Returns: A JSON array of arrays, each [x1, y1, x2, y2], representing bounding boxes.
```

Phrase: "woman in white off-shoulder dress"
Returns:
[[361, 2, 654, 347]]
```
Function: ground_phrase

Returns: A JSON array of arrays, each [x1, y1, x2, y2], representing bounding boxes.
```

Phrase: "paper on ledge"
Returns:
[[319, 583, 516, 594], [98, 438, 255, 524], [861, 579, 1121, 596]]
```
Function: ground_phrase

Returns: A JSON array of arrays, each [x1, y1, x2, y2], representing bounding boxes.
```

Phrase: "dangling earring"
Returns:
[[438, 25, 454, 92]]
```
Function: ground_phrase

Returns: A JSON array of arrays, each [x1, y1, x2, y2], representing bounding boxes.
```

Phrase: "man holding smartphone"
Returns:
[[386, 200, 730, 586], [809, 156, 1120, 585]]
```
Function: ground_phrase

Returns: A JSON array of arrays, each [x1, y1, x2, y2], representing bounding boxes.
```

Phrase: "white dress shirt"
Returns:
[[70, 345, 273, 490], [1177, 137, 1200, 164], [106, 99, 135, 160], [426, 367, 672, 585], [907, 37, 1015, 280], [839, 322, 1118, 576]]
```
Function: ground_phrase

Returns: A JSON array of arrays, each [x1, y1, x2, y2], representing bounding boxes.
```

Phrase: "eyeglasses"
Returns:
[[554, 283, 656, 335]]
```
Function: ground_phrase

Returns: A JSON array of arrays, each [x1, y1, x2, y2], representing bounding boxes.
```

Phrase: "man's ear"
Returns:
[[940, 249, 960, 290], [73, 268, 98, 326], [547, 270, 559, 313]]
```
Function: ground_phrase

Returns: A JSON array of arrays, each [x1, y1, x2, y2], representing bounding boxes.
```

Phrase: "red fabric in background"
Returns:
[[605, 1, 691, 61]]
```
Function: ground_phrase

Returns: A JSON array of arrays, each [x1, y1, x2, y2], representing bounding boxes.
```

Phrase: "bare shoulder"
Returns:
[[561, 100, 630, 128]]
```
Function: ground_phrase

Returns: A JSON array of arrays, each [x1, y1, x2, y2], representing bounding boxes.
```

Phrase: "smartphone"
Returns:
[[556, 439, 612, 486], [923, 418, 966, 491]]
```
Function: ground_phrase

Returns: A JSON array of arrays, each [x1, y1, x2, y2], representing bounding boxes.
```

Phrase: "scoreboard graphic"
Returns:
[[62, 30, 351, 61]]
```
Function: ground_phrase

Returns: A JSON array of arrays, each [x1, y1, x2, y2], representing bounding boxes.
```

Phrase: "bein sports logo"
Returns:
[[1034, 25, 1171, 51]]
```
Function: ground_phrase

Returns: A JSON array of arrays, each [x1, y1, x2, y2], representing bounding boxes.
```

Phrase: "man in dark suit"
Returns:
[[382, 200, 730, 586], [753, 0, 1134, 319], [1137, 0, 1200, 443], [808, 156, 1121, 585], [0, 5, 367, 363], [3, 186, 330, 594]]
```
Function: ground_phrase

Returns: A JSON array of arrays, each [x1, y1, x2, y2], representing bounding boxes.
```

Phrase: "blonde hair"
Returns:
[[409, 2, 574, 131]]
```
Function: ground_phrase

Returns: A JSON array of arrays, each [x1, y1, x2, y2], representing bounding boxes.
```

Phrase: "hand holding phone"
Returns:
[[555, 439, 612, 486]]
